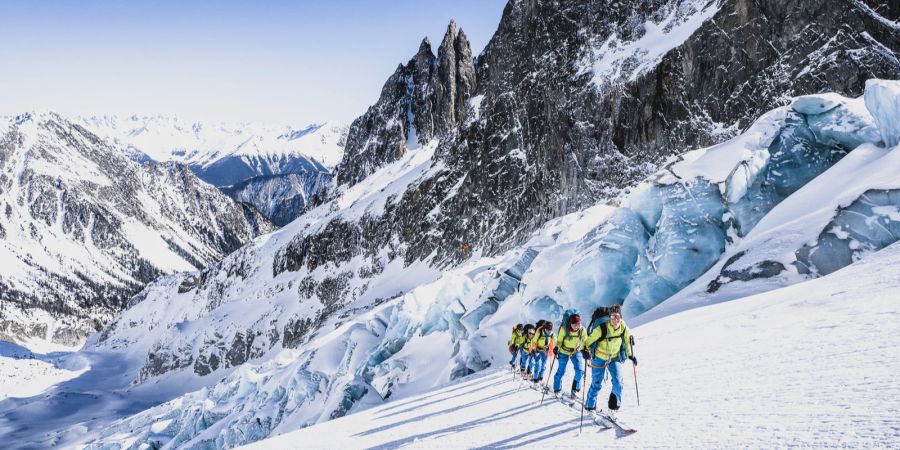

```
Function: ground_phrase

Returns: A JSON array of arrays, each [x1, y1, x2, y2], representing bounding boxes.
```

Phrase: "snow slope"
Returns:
[[244, 240, 900, 449], [0, 341, 85, 401]]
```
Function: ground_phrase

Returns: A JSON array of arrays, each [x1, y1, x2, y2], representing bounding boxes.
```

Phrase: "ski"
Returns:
[[596, 410, 637, 433], [525, 382, 613, 430]]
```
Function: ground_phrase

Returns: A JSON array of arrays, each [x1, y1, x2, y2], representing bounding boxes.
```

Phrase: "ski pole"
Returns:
[[579, 356, 588, 434], [541, 320, 563, 405], [540, 350, 556, 405], [632, 362, 640, 406]]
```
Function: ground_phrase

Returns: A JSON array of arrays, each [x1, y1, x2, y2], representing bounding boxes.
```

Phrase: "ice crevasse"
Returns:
[[553, 79, 898, 319]]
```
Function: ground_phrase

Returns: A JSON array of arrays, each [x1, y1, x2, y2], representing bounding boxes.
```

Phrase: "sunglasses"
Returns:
[[610, 313, 622, 319]]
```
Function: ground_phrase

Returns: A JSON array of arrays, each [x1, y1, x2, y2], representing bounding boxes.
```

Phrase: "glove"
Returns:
[[581, 350, 591, 360], [553, 351, 559, 360], [630, 355, 638, 366], [509, 345, 516, 354]]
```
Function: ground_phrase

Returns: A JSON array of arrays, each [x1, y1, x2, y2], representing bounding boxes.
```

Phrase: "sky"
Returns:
[[0, 1, 507, 126]]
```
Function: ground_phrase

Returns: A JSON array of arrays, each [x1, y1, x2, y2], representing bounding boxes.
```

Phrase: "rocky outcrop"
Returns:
[[337, 21, 476, 186], [290, 0, 900, 273]]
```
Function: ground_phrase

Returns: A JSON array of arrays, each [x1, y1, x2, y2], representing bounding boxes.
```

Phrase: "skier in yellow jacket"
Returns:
[[582, 304, 636, 414], [527, 321, 555, 383], [508, 324, 527, 370], [553, 313, 587, 397]]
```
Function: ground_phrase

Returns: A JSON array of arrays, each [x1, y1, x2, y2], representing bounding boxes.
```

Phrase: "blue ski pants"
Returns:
[[553, 352, 584, 393], [585, 357, 623, 410], [520, 349, 530, 370], [529, 351, 548, 380], [509, 347, 522, 367]]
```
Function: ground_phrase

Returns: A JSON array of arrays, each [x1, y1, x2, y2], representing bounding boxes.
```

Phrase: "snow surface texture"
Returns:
[[0, 341, 85, 401], [244, 241, 900, 449], [60, 204, 615, 450], [558, 88, 884, 319]]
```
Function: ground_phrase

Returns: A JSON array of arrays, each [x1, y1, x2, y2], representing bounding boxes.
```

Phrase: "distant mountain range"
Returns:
[[80, 115, 348, 223], [0, 112, 275, 347]]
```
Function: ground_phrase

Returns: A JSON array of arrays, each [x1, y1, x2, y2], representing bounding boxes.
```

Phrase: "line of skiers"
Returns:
[[507, 304, 637, 414]]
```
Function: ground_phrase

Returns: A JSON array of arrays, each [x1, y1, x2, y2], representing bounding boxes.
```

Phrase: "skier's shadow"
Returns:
[[355, 389, 517, 437], [473, 419, 580, 449], [375, 374, 507, 419], [365, 401, 535, 449]]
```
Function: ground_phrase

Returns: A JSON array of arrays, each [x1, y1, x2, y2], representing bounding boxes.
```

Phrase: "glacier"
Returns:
[[558, 87, 884, 318], [13, 79, 900, 450]]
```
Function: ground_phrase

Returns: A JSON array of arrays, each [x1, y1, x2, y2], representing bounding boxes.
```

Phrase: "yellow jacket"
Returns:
[[529, 330, 556, 352], [556, 326, 587, 355], [508, 329, 527, 348], [583, 321, 633, 361]]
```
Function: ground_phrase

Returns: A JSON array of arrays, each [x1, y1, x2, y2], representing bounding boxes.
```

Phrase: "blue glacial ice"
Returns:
[[865, 79, 900, 147], [795, 189, 900, 276], [560, 92, 883, 318]]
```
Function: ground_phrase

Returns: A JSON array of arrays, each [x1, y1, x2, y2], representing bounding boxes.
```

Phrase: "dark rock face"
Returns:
[[286, 0, 900, 272], [337, 21, 477, 186], [0, 113, 274, 346]]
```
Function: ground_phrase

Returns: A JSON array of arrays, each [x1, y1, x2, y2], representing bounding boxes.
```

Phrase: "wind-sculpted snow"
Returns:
[[23, 0, 900, 444], [40, 76, 900, 448]]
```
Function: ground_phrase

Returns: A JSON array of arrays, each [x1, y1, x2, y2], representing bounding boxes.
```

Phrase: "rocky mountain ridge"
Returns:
[[0, 112, 274, 347]]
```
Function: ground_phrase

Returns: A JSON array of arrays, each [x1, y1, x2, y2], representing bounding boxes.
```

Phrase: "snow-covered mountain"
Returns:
[[2, 0, 899, 448], [0, 112, 274, 348], [21, 80, 898, 449], [221, 171, 332, 227], [80, 115, 348, 223]]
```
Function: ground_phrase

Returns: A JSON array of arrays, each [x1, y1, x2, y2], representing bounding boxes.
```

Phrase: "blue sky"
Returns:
[[0, 1, 506, 125]]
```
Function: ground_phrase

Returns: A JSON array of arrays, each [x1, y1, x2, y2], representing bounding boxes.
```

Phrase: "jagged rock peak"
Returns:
[[416, 36, 435, 61], [336, 20, 476, 186]]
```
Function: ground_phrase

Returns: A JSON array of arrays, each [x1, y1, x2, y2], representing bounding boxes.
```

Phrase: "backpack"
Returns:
[[588, 306, 629, 363]]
